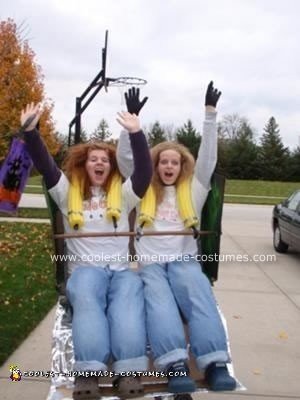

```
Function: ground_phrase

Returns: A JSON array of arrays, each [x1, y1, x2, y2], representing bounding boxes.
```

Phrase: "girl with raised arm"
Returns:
[[117, 83, 236, 393], [20, 105, 152, 399]]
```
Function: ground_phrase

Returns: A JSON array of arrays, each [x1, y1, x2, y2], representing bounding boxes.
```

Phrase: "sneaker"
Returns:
[[73, 376, 100, 400], [205, 362, 236, 391], [166, 361, 196, 393], [113, 375, 144, 398]]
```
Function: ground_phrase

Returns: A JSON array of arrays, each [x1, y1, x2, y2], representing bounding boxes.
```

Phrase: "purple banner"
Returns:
[[0, 137, 33, 213]]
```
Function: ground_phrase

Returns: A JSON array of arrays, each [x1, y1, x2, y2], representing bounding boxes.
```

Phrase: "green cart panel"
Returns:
[[199, 172, 226, 283]]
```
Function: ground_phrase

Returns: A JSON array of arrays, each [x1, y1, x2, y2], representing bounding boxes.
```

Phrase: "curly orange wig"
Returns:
[[62, 141, 119, 199]]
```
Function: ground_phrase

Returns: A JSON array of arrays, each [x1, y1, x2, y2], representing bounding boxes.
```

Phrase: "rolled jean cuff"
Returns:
[[196, 350, 230, 372], [113, 356, 149, 373], [74, 360, 107, 372], [154, 349, 189, 370]]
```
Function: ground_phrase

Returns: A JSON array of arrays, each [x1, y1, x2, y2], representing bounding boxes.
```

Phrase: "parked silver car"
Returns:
[[272, 190, 300, 253]]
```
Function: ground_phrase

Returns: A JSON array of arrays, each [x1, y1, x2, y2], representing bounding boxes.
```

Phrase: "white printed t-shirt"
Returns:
[[48, 172, 139, 272], [135, 179, 208, 266], [116, 110, 217, 267]]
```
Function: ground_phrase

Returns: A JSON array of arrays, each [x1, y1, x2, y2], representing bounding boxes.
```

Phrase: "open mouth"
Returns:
[[95, 170, 104, 177], [165, 172, 173, 178]]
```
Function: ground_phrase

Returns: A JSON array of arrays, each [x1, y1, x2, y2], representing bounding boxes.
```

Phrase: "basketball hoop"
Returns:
[[106, 76, 147, 87], [69, 30, 148, 144], [105, 77, 147, 105]]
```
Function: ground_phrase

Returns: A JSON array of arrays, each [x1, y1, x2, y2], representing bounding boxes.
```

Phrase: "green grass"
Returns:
[[24, 175, 43, 194], [224, 196, 282, 205], [224, 180, 300, 205], [0, 207, 50, 219], [23, 186, 43, 194], [225, 180, 300, 197], [27, 175, 43, 185], [0, 222, 57, 364]]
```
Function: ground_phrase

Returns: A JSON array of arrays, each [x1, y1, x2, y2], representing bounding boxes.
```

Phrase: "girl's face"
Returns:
[[157, 149, 181, 185], [85, 149, 111, 187]]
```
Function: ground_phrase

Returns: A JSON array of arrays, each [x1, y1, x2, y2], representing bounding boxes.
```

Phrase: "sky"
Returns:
[[2, 0, 300, 149]]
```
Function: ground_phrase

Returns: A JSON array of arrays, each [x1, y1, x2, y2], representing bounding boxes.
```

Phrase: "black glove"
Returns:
[[125, 87, 148, 115], [205, 81, 221, 107]]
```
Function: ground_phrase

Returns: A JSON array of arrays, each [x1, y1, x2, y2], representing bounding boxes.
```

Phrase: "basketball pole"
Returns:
[[68, 30, 108, 146], [68, 30, 147, 146]]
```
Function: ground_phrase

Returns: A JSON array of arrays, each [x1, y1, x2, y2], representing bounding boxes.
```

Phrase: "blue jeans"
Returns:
[[140, 259, 230, 372], [66, 266, 148, 373]]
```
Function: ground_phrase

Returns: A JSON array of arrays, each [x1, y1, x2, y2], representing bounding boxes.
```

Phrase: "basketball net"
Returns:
[[117, 85, 128, 106], [106, 77, 147, 105]]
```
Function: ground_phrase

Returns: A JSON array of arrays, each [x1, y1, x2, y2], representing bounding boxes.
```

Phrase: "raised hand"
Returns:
[[125, 87, 148, 115], [20, 103, 42, 131], [205, 81, 222, 108], [116, 111, 141, 133]]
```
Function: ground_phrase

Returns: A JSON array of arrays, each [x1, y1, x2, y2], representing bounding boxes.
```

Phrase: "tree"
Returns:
[[0, 19, 59, 160], [164, 124, 176, 141], [217, 114, 261, 178], [91, 118, 112, 142], [215, 122, 229, 174], [53, 131, 69, 167], [218, 114, 248, 140], [176, 119, 201, 159], [288, 146, 300, 182], [147, 121, 167, 147], [80, 129, 89, 143], [258, 117, 289, 180], [226, 121, 260, 179]]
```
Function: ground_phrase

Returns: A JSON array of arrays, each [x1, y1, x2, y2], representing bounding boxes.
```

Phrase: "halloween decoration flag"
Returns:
[[0, 135, 33, 213], [0, 115, 38, 213]]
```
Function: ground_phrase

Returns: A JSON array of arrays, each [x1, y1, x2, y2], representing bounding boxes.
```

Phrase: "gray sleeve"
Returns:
[[116, 130, 134, 179], [194, 110, 217, 189]]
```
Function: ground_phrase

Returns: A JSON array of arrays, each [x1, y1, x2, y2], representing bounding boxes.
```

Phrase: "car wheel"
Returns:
[[273, 224, 289, 253]]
